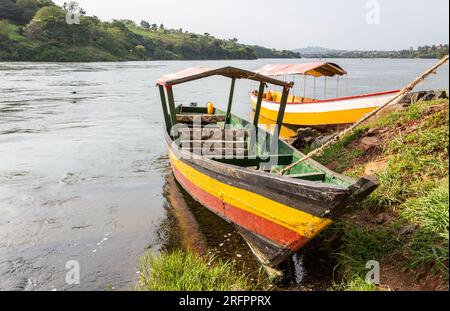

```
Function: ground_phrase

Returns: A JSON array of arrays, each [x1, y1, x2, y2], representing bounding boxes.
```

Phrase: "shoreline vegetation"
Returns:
[[311, 98, 449, 291], [0, 0, 300, 62], [295, 45, 449, 59], [138, 98, 449, 291], [136, 250, 271, 291]]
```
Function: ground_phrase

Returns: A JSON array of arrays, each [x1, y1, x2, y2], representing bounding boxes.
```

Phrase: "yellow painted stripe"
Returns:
[[169, 150, 332, 239], [251, 100, 376, 126]]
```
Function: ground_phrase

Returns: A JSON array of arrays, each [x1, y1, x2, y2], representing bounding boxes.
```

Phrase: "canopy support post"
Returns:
[[225, 78, 236, 125], [336, 76, 340, 98], [253, 82, 266, 128], [303, 75, 306, 99], [166, 86, 178, 139], [346, 74, 349, 95], [271, 86, 290, 153], [324, 76, 327, 99], [158, 85, 171, 134], [314, 77, 316, 100]]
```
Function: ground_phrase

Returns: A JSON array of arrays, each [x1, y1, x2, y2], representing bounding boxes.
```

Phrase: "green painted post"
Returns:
[[250, 82, 266, 159], [159, 85, 171, 134], [225, 78, 236, 124], [253, 82, 266, 128], [270, 86, 290, 153], [166, 86, 179, 139]]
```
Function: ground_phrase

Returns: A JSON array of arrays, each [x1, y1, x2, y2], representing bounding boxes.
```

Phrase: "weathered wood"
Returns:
[[189, 147, 250, 157], [166, 87, 178, 138], [180, 140, 248, 149], [280, 55, 450, 176], [168, 133, 353, 218], [271, 86, 290, 152], [226, 78, 236, 124], [179, 128, 250, 140], [253, 82, 266, 127], [176, 114, 226, 124], [158, 85, 171, 133]]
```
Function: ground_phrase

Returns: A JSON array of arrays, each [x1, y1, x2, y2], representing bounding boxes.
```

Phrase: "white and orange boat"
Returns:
[[250, 63, 400, 127]]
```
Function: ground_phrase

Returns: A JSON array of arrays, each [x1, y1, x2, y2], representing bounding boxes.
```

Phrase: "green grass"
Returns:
[[403, 182, 449, 276], [315, 99, 449, 290], [312, 126, 369, 173], [136, 250, 267, 291], [332, 276, 379, 291]]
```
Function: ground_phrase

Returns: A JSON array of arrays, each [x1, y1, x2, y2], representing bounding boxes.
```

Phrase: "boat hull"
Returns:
[[166, 134, 376, 267], [250, 90, 400, 127]]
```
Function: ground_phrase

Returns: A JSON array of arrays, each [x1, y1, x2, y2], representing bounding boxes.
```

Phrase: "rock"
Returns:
[[433, 90, 448, 100], [402, 90, 448, 107], [360, 136, 380, 150], [292, 127, 321, 149]]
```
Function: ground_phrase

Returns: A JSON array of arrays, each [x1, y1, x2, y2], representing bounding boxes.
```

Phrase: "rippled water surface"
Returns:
[[0, 59, 448, 290]]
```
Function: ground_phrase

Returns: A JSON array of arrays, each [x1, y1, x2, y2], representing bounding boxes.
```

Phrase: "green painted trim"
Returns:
[[225, 78, 236, 124], [166, 87, 178, 139], [158, 85, 171, 134], [253, 82, 266, 128], [270, 87, 290, 152]]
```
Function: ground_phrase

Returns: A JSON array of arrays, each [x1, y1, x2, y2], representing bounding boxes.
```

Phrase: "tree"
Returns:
[[159, 24, 164, 30], [140, 20, 150, 29], [0, 0, 54, 25]]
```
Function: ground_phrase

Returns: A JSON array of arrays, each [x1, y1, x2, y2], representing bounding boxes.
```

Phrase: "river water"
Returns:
[[0, 59, 448, 291]]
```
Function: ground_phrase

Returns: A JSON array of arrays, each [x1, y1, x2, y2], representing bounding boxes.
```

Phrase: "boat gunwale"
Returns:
[[165, 130, 355, 193], [250, 89, 401, 105]]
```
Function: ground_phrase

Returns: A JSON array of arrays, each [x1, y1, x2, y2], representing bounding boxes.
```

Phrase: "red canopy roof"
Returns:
[[156, 67, 213, 86], [156, 66, 293, 87], [256, 62, 347, 77]]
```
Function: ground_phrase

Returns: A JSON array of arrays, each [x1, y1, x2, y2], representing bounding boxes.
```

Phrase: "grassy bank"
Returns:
[[136, 250, 269, 291], [311, 99, 449, 291]]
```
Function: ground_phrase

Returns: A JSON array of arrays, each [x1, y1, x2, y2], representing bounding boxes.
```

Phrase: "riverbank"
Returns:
[[308, 98, 449, 291], [0, 1, 300, 62], [137, 98, 449, 291]]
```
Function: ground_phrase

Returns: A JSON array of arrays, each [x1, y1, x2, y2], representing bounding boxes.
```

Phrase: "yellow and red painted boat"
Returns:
[[157, 66, 377, 268], [251, 63, 400, 127]]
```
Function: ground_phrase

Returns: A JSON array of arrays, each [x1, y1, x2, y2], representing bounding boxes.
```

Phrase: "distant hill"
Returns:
[[293, 45, 449, 59], [0, 0, 301, 61], [293, 46, 345, 55]]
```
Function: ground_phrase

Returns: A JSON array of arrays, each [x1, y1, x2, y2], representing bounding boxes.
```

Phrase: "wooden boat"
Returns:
[[157, 67, 377, 268], [250, 63, 400, 127]]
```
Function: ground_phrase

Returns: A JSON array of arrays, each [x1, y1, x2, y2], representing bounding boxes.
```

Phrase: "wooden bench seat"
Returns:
[[179, 128, 250, 141], [176, 114, 226, 124]]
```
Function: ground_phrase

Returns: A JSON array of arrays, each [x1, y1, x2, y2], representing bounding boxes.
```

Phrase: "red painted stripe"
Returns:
[[250, 89, 400, 105], [171, 163, 309, 251]]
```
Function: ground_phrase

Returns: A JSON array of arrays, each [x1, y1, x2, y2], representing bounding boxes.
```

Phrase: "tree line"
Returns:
[[0, 0, 300, 61]]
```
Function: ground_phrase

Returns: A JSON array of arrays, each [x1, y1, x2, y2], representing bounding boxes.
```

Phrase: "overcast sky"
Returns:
[[53, 0, 449, 50]]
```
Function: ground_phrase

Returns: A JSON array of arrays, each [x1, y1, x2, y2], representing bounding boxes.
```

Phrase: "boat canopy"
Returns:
[[156, 66, 293, 88], [256, 62, 347, 78]]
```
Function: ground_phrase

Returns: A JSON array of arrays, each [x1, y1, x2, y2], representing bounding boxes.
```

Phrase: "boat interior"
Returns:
[[252, 90, 316, 104], [174, 105, 350, 187], [157, 66, 352, 187]]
